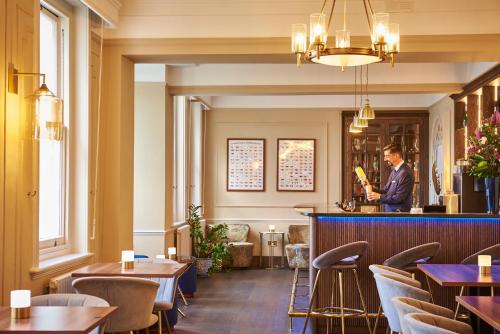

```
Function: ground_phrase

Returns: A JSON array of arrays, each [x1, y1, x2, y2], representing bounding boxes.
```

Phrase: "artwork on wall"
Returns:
[[431, 117, 444, 203], [277, 139, 316, 192], [227, 138, 265, 191]]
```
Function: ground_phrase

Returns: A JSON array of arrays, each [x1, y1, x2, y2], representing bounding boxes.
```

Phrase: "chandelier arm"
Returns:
[[366, 0, 374, 16], [362, 0, 373, 34], [326, 0, 337, 34], [320, 0, 328, 14]]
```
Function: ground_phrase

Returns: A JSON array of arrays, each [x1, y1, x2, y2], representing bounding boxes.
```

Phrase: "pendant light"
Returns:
[[349, 66, 363, 133], [359, 65, 375, 120]]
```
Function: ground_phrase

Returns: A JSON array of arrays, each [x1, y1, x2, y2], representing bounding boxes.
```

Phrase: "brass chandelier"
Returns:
[[291, 0, 400, 67]]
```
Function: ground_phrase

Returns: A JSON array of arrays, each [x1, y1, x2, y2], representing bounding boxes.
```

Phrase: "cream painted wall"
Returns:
[[429, 96, 455, 203], [204, 108, 343, 256], [133, 81, 166, 257]]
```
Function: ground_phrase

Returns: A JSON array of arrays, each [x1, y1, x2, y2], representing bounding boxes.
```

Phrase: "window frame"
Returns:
[[38, 3, 70, 253]]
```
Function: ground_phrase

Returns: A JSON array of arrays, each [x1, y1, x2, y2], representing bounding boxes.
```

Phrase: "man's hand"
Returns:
[[362, 179, 370, 187], [367, 191, 381, 201]]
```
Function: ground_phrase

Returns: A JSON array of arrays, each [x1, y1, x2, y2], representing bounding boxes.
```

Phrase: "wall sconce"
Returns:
[[478, 255, 491, 275], [10, 290, 31, 319], [168, 247, 177, 260], [8, 64, 63, 141], [121, 250, 135, 269]]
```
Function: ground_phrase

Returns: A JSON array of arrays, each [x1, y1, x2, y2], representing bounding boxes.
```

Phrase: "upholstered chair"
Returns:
[[31, 293, 110, 334], [392, 297, 455, 334], [373, 273, 431, 333], [455, 243, 500, 318], [404, 313, 473, 334], [285, 225, 309, 269], [151, 277, 178, 334], [209, 224, 254, 268], [73, 276, 159, 333]]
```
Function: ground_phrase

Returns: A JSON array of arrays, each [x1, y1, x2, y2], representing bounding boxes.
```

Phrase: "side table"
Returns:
[[259, 231, 285, 269]]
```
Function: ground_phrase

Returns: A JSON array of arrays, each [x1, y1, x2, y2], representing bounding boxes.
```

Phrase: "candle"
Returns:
[[121, 250, 135, 269], [10, 290, 31, 319], [478, 255, 492, 275], [269, 225, 275, 232]]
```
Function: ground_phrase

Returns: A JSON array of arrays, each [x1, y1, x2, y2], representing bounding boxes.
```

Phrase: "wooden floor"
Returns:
[[175, 268, 310, 334]]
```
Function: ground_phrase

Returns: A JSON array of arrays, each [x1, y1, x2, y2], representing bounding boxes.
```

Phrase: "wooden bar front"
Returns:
[[297, 207, 500, 332]]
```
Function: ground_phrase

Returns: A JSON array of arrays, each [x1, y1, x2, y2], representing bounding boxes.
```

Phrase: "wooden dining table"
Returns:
[[456, 296, 500, 331], [71, 261, 188, 278], [418, 264, 499, 334], [0, 306, 117, 333]]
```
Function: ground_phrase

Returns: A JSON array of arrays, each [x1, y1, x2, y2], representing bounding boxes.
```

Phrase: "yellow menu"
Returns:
[[354, 166, 367, 183]]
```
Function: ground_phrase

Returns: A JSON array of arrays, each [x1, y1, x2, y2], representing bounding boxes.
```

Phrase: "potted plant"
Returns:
[[187, 204, 231, 276], [466, 110, 500, 213]]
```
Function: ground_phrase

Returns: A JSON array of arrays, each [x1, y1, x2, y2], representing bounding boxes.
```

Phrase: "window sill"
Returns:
[[30, 252, 94, 280]]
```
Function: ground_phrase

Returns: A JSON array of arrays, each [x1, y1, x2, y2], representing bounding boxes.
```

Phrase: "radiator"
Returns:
[[49, 272, 76, 294], [176, 224, 192, 257]]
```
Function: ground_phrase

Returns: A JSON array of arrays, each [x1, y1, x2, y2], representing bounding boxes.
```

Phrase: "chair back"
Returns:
[[31, 293, 109, 306], [373, 273, 430, 332], [384, 242, 441, 269], [404, 313, 473, 334], [312, 241, 368, 270], [73, 276, 159, 332], [152, 277, 178, 311], [369, 264, 414, 280], [461, 243, 500, 265], [208, 223, 250, 242], [288, 225, 309, 244], [392, 297, 454, 334]]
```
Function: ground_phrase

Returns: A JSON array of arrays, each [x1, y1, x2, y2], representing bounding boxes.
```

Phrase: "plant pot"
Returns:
[[195, 258, 212, 277]]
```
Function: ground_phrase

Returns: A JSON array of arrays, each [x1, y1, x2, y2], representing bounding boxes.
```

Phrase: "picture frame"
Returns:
[[227, 138, 265, 192], [277, 138, 316, 192]]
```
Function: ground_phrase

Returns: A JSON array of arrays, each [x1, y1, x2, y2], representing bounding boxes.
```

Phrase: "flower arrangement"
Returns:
[[467, 110, 500, 178]]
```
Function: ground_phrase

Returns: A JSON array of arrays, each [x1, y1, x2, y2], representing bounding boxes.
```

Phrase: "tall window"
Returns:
[[38, 6, 68, 250]]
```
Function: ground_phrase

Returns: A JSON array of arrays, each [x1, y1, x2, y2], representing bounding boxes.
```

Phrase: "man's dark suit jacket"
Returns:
[[378, 163, 414, 212]]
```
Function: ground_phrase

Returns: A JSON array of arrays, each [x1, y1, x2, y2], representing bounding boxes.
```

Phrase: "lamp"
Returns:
[[359, 65, 376, 119], [268, 225, 275, 232], [478, 255, 491, 275], [8, 64, 63, 141], [168, 247, 177, 260], [121, 250, 135, 269], [291, 0, 400, 67], [349, 66, 368, 133], [10, 290, 31, 319]]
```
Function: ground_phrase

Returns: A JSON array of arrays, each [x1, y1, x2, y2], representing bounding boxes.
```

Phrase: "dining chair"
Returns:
[[73, 276, 159, 333], [404, 312, 473, 334], [31, 293, 110, 334], [392, 296, 455, 334]]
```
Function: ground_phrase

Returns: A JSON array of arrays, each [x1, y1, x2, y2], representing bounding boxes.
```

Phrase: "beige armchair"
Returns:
[[73, 276, 159, 333], [285, 225, 309, 269], [209, 223, 254, 268]]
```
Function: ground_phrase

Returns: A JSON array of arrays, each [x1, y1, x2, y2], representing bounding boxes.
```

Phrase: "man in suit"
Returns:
[[366, 143, 414, 212]]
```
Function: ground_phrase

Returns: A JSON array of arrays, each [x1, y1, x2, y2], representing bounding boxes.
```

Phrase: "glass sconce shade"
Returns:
[[291, 23, 307, 53], [310, 13, 327, 45], [359, 99, 375, 119], [372, 13, 390, 44], [34, 84, 63, 141], [335, 30, 351, 48], [349, 121, 362, 133], [387, 23, 400, 53]]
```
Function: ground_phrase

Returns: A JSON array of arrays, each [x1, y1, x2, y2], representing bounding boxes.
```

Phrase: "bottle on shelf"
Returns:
[[414, 160, 419, 182]]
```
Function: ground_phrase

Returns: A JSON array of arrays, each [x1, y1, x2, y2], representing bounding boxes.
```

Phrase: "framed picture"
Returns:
[[227, 138, 265, 191], [277, 138, 316, 192]]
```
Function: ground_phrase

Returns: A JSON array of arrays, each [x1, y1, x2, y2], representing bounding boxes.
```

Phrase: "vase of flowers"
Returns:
[[467, 110, 500, 213]]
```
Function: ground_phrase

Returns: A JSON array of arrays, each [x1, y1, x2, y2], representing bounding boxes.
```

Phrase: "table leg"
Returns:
[[281, 232, 285, 268], [260, 233, 263, 268], [469, 287, 495, 334]]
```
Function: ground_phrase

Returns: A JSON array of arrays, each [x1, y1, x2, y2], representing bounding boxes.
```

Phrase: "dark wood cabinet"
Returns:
[[342, 111, 429, 210]]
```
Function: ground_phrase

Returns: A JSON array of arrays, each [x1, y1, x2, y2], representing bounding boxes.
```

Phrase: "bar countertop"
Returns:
[[294, 203, 500, 218]]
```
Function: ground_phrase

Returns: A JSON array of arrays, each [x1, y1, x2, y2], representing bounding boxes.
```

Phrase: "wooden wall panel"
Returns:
[[466, 94, 478, 135], [455, 128, 465, 160], [454, 101, 465, 131], [311, 216, 500, 329], [482, 86, 495, 121]]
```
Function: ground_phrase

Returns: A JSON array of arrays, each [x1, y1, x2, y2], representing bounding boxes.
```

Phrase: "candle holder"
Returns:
[[10, 290, 31, 319], [168, 247, 177, 261], [121, 250, 135, 269]]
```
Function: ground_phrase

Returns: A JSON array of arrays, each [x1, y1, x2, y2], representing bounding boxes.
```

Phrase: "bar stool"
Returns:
[[302, 241, 372, 334], [384, 242, 441, 302], [454, 243, 500, 319]]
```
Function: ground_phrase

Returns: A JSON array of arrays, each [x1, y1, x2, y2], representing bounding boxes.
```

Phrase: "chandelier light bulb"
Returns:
[[291, 24, 307, 53], [310, 13, 327, 45], [372, 13, 390, 44]]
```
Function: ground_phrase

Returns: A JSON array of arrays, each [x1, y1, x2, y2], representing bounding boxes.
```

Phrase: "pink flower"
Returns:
[[495, 149, 500, 161], [468, 146, 479, 155], [491, 111, 500, 126], [475, 128, 482, 139]]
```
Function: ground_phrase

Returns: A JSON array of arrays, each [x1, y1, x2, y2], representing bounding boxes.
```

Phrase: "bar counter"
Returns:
[[295, 204, 500, 331]]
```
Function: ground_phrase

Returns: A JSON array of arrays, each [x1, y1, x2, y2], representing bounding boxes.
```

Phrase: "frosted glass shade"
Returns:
[[168, 247, 177, 255], [372, 13, 389, 44], [291, 23, 307, 53], [121, 250, 134, 262], [310, 13, 327, 45], [387, 23, 400, 53], [336, 30, 350, 48], [34, 84, 63, 141], [10, 290, 31, 308]]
